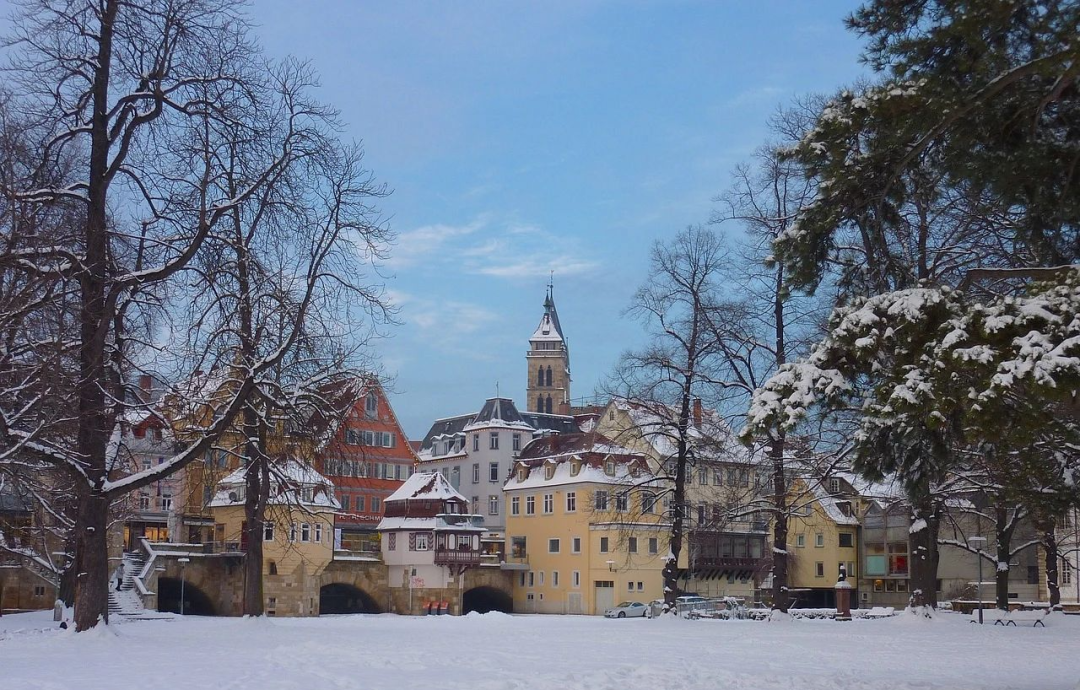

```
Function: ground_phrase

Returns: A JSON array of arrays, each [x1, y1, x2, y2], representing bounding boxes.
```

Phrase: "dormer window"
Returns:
[[570, 460, 581, 477], [604, 460, 615, 476], [829, 478, 841, 494], [517, 467, 528, 482], [544, 465, 555, 481]]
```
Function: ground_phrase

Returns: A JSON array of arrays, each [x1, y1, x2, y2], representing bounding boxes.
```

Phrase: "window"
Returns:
[[600, 537, 609, 553], [713, 470, 723, 486], [290, 523, 297, 542], [365, 392, 378, 418], [594, 490, 608, 511], [1063, 562, 1073, 585], [315, 523, 322, 543], [537, 365, 544, 386], [543, 493, 554, 514], [472, 496, 479, 514], [641, 492, 656, 514], [637, 582, 644, 592], [615, 493, 628, 512], [572, 537, 581, 553], [815, 533, 825, 548], [839, 532, 854, 548], [648, 538, 658, 554], [264, 522, 275, 542], [829, 478, 841, 494], [604, 460, 615, 476], [472, 463, 480, 483], [796, 534, 806, 548], [815, 562, 825, 578], [697, 504, 706, 524], [545, 366, 552, 387], [739, 469, 749, 487], [698, 469, 707, 485], [340, 494, 350, 512], [565, 491, 576, 512], [356, 495, 366, 512], [489, 462, 500, 482], [489, 433, 499, 450], [414, 533, 430, 551], [371, 497, 381, 513], [628, 537, 637, 553], [628, 582, 634, 592], [511, 496, 520, 516], [528, 572, 534, 587], [526, 496, 536, 515], [451, 466, 460, 488], [545, 395, 553, 414], [513, 433, 521, 451], [473, 434, 480, 452], [549, 538, 560, 553], [33, 585, 45, 597], [489, 495, 499, 516], [553, 571, 560, 588], [301, 523, 311, 542], [572, 571, 581, 588], [388, 533, 396, 550]]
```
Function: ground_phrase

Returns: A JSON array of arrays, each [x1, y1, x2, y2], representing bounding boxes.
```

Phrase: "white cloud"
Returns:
[[385, 216, 489, 268], [473, 255, 598, 279]]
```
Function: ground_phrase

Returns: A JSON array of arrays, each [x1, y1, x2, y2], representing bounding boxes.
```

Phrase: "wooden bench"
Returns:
[[865, 606, 895, 619], [1006, 610, 1046, 627], [969, 609, 1045, 627]]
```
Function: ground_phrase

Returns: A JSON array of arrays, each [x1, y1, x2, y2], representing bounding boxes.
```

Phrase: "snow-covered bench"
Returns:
[[865, 607, 895, 619], [969, 609, 1045, 627], [1005, 610, 1046, 627]]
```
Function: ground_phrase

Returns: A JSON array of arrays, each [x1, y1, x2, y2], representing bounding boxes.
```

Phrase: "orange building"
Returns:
[[316, 379, 418, 552]]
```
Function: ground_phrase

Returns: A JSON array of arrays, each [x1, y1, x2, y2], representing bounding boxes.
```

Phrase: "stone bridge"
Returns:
[[137, 542, 514, 618]]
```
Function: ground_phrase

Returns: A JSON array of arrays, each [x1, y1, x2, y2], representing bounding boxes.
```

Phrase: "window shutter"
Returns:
[[409, 532, 416, 551]]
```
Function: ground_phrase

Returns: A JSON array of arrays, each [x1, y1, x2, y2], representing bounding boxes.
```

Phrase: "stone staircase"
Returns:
[[107, 550, 172, 622]]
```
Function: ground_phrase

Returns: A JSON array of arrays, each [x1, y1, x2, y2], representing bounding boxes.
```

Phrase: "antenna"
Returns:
[[496, 381, 500, 399]]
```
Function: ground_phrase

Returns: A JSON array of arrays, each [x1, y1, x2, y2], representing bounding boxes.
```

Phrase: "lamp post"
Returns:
[[177, 557, 190, 616], [968, 536, 986, 624]]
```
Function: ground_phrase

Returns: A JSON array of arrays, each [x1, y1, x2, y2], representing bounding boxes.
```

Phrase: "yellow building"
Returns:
[[209, 458, 339, 616], [595, 398, 768, 599], [504, 431, 668, 615], [785, 477, 861, 607]]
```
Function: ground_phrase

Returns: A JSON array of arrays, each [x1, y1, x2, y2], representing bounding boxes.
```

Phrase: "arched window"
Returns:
[[537, 365, 544, 386], [537, 395, 544, 411], [545, 366, 552, 387], [545, 395, 553, 414]]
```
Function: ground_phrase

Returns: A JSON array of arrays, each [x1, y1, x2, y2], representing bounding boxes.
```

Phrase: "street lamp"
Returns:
[[177, 557, 190, 616], [968, 536, 987, 624]]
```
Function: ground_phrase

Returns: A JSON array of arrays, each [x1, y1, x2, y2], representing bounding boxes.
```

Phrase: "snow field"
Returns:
[[1, 609, 1078, 690]]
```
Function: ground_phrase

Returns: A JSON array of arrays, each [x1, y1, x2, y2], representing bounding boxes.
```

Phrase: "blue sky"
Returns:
[[251, 1, 870, 438]]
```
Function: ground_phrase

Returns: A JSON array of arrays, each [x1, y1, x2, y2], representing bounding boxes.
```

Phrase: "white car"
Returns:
[[604, 601, 648, 618]]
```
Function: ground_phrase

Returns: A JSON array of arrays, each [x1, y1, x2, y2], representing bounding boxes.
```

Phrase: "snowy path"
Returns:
[[1, 610, 1078, 690]]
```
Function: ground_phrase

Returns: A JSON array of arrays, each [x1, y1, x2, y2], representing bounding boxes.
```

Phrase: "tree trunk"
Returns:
[[908, 494, 940, 610], [770, 434, 789, 613], [242, 451, 267, 616], [73, 490, 110, 630], [1034, 514, 1061, 610], [73, 0, 119, 632], [993, 503, 1014, 611]]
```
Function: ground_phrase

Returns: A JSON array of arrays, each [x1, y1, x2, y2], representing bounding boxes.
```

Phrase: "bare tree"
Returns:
[[0, 0, 389, 630]]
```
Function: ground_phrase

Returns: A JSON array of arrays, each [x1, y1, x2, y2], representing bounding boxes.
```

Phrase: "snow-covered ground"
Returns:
[[2, 609, 1078, 690]]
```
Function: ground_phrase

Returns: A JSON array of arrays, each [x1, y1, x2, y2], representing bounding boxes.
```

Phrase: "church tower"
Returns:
[[526, 283, 571, 415]]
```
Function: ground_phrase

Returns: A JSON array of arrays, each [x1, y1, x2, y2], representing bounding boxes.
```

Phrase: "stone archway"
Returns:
[[462, 586, 513, 614], [319, 583, 382, 615], [157, 577, 216, 616]]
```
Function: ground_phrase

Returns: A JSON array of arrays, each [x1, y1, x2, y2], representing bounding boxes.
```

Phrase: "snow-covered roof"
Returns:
[[210, 458, 339, 509], [385, 471, 466, 503], [377, 514, 486, 533], [807, 483, 860, 526], [506, 455, 658, 491], [507, 431, 655, 490], [611, 398, 750, 464]]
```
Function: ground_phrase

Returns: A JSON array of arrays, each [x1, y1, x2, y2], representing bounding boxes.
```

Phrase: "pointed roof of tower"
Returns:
[[531, 284, 565, 343]]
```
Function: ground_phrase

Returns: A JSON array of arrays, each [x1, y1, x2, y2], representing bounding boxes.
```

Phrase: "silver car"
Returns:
[[604, 601, 648, 618]]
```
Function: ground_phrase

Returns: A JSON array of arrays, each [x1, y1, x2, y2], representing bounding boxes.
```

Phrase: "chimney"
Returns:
[[692, 398, 703, 428]]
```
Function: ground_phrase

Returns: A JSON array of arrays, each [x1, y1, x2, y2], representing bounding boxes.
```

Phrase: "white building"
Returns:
[[416, 397, 579, 560]]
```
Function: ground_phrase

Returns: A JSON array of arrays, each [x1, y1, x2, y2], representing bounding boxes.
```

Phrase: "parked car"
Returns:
[[604, 601, 649, 618]]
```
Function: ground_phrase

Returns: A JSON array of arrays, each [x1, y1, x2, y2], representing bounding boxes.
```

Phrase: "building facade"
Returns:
[[417, 397, 579, 561], [315, 379, 418, 553], [503, 431, 665, 615]]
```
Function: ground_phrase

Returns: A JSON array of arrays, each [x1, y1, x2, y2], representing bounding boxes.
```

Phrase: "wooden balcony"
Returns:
[[434, 548, 481, 567]]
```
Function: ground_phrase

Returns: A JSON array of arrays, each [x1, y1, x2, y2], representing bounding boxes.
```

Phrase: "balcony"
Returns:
[[434, 548, 482, 567], [499, 554, 529, 571], [692, 555, 763, 571]]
